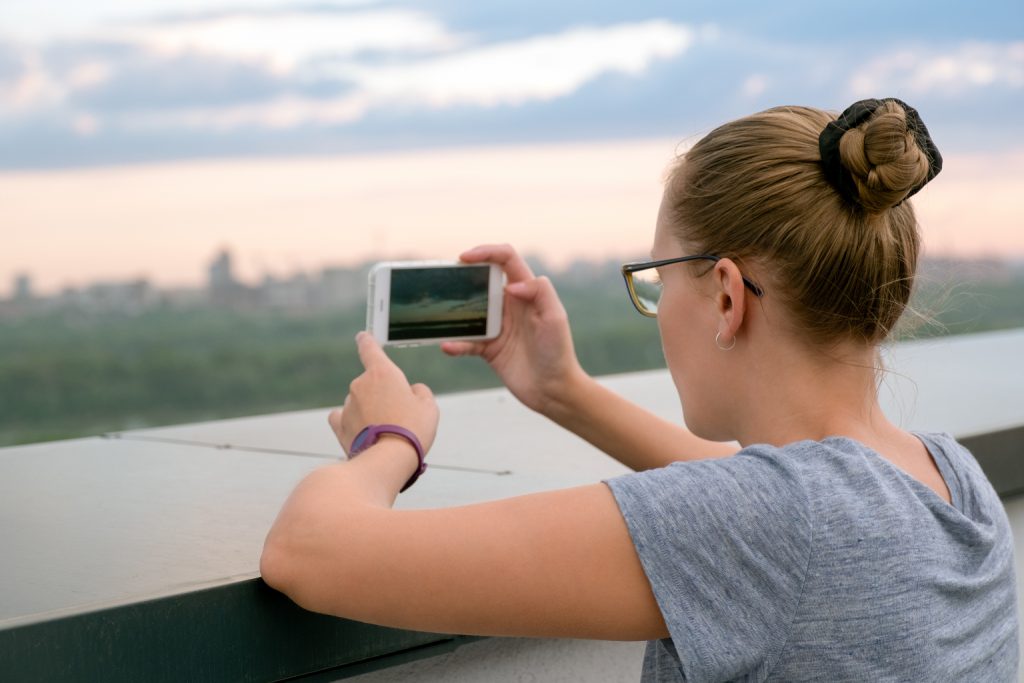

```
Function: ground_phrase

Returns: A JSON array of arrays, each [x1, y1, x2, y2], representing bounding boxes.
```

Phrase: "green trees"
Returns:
[[2, 266, 1021, 447]]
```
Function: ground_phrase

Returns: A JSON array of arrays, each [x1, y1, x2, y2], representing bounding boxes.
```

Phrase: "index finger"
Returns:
[[355, 331, 396, 371], [460, 243, 534, 283]]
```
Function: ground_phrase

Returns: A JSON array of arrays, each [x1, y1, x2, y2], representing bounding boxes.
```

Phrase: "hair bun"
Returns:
[[819, 98, 942, 213]]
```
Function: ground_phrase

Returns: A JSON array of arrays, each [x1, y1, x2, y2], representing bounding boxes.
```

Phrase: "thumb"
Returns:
[[411, 382, 434, 400], [328, 407, 343, 436], [532, 276, 562, 310], [440, 340, 487, 357], [507, 276, 562, 312], [506, 278, 541, 302]]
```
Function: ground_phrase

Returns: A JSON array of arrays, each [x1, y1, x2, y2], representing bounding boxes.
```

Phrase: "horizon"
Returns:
[[4, 139, 1024, 299], [7, 214, 1024, 302]]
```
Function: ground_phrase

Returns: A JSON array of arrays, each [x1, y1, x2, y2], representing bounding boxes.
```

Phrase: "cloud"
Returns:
[[0, 42, 128, 116], [101, 7, 464, 73], [0, 48, 59, 112], [0, 42, 292, 124], [0, 6, 459, 118], [345, 20, 692, 108], [848, 41, 1024, 97], [3, 2, 1019, 170], [1, 8, 693, 138], [740, 73, 769, 98], [121, 20, 694, 131], [75, 52, 308, 110]]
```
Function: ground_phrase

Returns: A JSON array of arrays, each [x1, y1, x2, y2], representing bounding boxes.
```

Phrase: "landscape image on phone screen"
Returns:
[[389, 266, 490, 341]]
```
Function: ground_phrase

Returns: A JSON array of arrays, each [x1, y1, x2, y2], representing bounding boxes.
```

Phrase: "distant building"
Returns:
[[317, 265, 370, 309], [209, 249, 236, 288], [260, 272, 313, 310], [58, 279, 157, 314], [558, 257, 621, 287], [160, 287, 207, 309], [208, 249, 250, 307], [13, 273, 33, 302]]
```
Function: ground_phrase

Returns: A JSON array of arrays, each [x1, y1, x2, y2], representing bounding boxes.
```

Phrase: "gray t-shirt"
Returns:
[[605, 432, 1018, 682]]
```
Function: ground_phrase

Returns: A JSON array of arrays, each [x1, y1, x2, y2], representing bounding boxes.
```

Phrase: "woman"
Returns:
[[261, 99, 1018, 681]]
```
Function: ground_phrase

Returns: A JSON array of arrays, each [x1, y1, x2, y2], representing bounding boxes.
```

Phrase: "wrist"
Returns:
[[348, 424, 427, 492], [541, 366, 593, 425], [361, 438, 420, 485]]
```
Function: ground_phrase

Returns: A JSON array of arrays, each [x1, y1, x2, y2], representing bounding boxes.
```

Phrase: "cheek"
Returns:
[[657, 310, 680, 369], [659, 274, 721, 380], [658, 308, 695, 392], [658, 284, 704, 353], [658, 297, 719, 437]]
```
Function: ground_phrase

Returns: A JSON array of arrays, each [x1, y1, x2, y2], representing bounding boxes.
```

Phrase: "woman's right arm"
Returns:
[[442, 244, 735, 471], [546, 371, 736, 470]]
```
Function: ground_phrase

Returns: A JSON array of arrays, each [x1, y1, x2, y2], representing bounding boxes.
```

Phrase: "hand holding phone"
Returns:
[[441, 245, 585, 416], [366, 261, 505, 347]]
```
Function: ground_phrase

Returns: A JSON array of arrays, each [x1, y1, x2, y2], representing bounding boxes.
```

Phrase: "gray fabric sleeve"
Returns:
[[605, 449, 815, 682]]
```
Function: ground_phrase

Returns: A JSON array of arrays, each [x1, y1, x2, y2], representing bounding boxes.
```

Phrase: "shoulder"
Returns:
[[915, 430, 985, 477], [915, 431, 1010, 525], [604, 446, 821, 679], [607, 441, 825, 514], [605, 443, 816, 556]]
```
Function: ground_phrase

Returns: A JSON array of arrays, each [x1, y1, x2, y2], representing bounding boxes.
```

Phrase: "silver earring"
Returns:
[[715, 331, 736, 351]]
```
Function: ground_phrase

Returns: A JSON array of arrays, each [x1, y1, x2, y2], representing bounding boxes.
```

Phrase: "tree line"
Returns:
[[2, 265, 1022, 447]]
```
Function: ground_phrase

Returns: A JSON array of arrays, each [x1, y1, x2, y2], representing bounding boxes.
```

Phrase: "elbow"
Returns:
[[260, 528, 296, 595], [259, 469, 375, 616], [260, 527, 322, 613], [260, 506, 317, 600], [260, 530, 347, 617], [260, 468, 337, 600], [259, 513, 361, 617]]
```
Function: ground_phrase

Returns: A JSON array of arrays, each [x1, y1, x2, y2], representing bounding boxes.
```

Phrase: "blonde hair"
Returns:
[[665, 102, 934, 345]]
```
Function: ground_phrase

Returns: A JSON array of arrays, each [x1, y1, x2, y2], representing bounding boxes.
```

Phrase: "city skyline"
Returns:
[[7, 231, 1022, 307]]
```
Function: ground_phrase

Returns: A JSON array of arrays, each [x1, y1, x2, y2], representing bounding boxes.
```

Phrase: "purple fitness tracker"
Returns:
[[348, 424, 427, 492]]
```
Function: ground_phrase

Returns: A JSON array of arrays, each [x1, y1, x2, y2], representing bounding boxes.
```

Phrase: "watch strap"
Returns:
[[349, 424, 427, 492]]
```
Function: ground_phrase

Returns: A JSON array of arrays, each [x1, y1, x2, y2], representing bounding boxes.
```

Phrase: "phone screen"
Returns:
[[388, 265, 491, 341]]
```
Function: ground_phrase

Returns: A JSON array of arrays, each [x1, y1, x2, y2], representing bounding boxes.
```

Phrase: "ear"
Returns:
[[711, 259, 748, 347]]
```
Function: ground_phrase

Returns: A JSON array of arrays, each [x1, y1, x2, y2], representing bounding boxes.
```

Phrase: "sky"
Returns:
[[1, 0, 1022, 296]]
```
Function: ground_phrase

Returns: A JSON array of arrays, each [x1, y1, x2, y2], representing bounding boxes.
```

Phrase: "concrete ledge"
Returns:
[[2, 328, 1022, 680], [1, 579, 457, 682]]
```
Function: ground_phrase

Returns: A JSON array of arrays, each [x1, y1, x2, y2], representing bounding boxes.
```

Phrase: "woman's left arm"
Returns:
[[261, 471, 667, 640], [260, 333, 668, 641]]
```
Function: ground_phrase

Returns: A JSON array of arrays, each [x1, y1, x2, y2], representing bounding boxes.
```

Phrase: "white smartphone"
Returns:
[[366, 261, 505, 347]]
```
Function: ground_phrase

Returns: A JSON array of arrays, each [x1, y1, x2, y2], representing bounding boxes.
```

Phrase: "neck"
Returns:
[[729, 339, 902, 449]]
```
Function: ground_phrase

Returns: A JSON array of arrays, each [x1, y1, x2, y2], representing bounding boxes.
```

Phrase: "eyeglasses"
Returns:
[[621, 255, 764, 317]]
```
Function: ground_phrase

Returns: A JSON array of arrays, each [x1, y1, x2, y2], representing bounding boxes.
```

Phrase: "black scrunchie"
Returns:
[[818, 97, 943, 208]]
